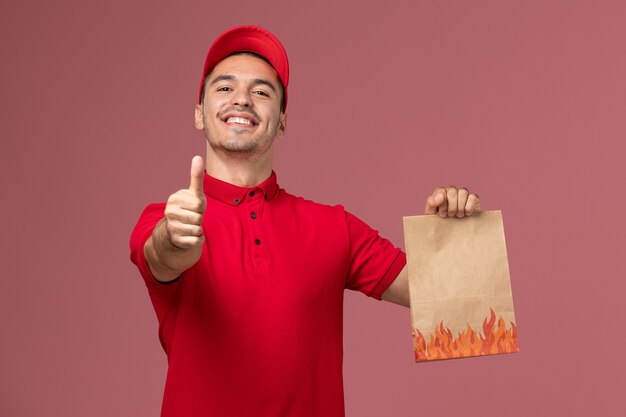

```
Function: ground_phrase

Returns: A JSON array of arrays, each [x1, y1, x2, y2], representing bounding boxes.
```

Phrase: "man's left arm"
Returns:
[[381, 186, 481, 307]]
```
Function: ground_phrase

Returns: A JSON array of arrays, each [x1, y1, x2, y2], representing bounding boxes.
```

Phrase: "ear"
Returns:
[[194, 104, 204, 130], [276, 112, 287, 138]]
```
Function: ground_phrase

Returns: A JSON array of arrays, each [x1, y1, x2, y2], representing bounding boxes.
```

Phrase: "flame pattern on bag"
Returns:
[[413, 308, 519, 362]]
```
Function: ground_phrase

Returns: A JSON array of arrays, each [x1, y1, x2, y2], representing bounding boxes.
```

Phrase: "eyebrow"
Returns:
[[209, 74, 277, 92]]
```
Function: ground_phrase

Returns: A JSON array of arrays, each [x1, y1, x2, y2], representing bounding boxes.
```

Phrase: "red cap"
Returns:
[[198, 25, 290, 110]]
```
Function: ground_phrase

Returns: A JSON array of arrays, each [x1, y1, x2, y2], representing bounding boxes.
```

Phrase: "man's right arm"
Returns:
[[144, 155, 207, 283]]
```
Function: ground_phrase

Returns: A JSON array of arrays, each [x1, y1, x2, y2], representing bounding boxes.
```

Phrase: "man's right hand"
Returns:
[[164, 155, 207, 251], [144, 156, 207, 282]]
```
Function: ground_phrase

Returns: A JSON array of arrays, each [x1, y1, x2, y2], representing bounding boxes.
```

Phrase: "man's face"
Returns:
[[195, 54, 286, 157]]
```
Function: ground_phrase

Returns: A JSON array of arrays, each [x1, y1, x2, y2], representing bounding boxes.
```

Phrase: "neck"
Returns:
[[204, 142, 273, 187]]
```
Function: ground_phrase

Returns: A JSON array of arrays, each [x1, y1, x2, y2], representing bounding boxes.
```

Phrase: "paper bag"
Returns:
[[402, 210, 519, 362]]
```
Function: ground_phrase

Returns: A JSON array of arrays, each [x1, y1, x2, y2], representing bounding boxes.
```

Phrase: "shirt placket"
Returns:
[[245, 188, 269, 274]]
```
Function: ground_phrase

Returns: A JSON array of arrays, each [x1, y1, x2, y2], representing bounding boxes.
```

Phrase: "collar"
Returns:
[[202, 170, 280, 206]]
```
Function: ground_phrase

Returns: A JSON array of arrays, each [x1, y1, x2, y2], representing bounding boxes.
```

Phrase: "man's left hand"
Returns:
[[424, 186, 480, 218]]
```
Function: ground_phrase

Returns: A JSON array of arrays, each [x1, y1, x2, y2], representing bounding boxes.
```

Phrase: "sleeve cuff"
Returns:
[[136, 229, 182, 287], [367, 250, 407, 301]]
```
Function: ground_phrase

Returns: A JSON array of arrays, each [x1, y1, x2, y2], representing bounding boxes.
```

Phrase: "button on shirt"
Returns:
[[129, 171, 406, 417]]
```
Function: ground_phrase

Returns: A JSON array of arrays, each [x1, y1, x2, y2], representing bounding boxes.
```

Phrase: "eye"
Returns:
[[217, 86, 232, 92], [253, 90, 270, 97]]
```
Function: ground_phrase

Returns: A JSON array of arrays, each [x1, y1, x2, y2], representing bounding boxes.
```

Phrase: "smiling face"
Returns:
[[195, 53, 287, 158]]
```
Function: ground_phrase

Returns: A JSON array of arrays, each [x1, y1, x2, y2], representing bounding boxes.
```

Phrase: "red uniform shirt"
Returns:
[[129, 171, 406, 417]]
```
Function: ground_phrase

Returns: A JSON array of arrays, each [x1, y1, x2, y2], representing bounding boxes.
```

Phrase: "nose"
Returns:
[[231, 89, 252, 107]]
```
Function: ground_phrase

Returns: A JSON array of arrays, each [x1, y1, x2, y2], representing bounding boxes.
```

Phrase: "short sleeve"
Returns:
[[344, 210, 407, 300], [129, 203, 168, 287]]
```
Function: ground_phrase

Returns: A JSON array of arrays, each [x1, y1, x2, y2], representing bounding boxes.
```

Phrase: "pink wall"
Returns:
[[1, 0, 624, 415]]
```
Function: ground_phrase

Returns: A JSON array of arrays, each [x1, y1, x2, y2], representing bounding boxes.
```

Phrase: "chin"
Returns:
[[221, 141, 259, 154]]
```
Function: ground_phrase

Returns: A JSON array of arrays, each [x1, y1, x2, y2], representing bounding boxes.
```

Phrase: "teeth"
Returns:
[[226, 117, 252, 125]]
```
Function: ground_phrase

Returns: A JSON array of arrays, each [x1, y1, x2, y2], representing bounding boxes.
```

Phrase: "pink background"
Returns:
[[1, 0, 625, 416]]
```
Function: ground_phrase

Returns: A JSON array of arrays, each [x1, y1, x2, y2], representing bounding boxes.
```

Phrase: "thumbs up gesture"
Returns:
[[143, 156, 207, 282], [164, 156, 207, 252]]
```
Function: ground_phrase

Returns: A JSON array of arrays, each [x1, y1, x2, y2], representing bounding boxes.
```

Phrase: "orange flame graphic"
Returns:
[[413, 308, 519, 362]]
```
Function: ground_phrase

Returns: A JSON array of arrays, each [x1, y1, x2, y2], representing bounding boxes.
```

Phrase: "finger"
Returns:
[[456, 188, 469, 217], [424, 187, 446, 215], [446, 187, 458, 217], [169, 221, 203, 237], [189, 155, 205, 197], [175, 209, 204, 225], [437, 187, 448, 218], [181, 193, 205, 214], [466, 193, 481, 216], [166, 208, 204, 228], [171, 235, 205, 250], [165, 218, 203, 236], [167, 191, 205, 214]]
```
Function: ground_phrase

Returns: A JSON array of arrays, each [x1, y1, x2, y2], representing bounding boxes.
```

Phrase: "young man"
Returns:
[[130, 25, 480, 417]]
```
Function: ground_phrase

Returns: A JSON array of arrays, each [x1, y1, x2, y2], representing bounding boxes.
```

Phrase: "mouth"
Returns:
[[221, 113, 258, 128]]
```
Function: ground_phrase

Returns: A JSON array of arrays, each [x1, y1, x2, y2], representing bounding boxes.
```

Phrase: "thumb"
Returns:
[[424, 188, 445, 215], [189, 155, 205, 196]]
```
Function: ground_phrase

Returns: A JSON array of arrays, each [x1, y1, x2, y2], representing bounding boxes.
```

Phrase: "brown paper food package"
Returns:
[[402, 210, 519, 362]]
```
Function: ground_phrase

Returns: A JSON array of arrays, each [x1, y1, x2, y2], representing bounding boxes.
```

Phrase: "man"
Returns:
[[130, 25, 480, 417]]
